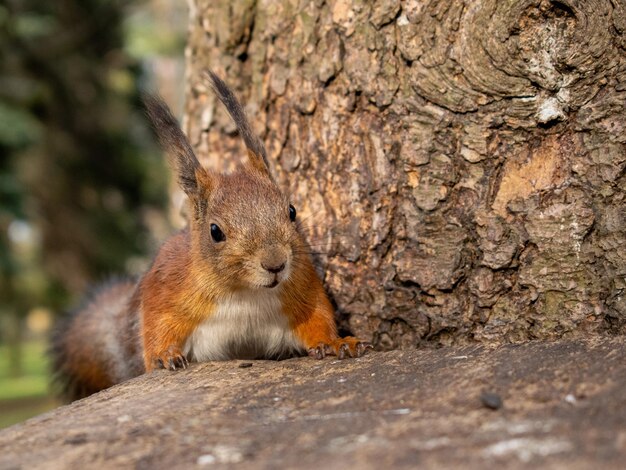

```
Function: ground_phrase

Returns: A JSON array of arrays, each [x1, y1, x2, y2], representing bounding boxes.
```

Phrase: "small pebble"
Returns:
[[238, 362, 253, 369], [64, 434, 88, 445], [480, 391, 503, 410]]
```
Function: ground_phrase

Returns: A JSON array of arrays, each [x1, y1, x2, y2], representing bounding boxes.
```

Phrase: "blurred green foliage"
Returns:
[[0, 0, 186, 428], [0, 340, 57, 429], [0, 340, 49, 400], [0, 0, 171, 321]]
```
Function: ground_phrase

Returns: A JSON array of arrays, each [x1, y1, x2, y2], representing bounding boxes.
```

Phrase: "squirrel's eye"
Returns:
[[210, 223, 225, 242], [289, 204, 297, 222]]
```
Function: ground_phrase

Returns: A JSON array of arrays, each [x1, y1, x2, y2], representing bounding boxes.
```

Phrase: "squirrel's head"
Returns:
[[188, 167, 302, 290], [145, 72, 306, 293]]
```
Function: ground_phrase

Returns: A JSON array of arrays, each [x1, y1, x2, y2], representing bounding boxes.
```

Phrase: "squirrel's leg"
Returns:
[[291, 289, 372, 360], [142, 310, 197, 372]]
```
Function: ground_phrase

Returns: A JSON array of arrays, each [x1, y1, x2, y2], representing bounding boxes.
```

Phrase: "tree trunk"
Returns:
[[184, 0, 626, 349]]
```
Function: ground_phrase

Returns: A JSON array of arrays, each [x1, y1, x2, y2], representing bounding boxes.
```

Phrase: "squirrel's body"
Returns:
[[51, 73, 369, 401]]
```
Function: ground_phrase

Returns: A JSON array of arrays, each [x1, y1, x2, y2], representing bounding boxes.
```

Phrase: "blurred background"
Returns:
[[0, 0, 187, 428]]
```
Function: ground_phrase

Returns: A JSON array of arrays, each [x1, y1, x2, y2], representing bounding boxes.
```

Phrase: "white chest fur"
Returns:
[[184, 288, 304, 361]]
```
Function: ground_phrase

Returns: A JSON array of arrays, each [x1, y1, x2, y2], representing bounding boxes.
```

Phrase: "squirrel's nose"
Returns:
[[262, 262, 285, 274]]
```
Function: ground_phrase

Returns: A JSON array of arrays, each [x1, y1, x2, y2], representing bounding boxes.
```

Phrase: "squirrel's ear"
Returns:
[[245, 149, 270, 175], [143, 94, 206, 196], [204, 71, 272, 177]]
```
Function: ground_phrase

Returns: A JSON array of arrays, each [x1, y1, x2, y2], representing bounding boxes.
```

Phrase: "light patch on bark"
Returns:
[[492, 135, 569, 217]]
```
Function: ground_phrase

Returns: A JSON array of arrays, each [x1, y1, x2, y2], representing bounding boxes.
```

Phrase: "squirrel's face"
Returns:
[[190, 168, 304, 291]]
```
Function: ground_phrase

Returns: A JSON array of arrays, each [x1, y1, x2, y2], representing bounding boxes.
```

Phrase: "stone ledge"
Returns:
[[1, 336, 624, 469]]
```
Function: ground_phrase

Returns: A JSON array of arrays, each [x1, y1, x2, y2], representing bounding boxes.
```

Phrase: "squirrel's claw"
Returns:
[[338, 343, 351, 359], [356, 341, 373, 357], [333, 337, 372, 359], [168, 355, 188, 370], [308, 338, 372, 360], [152, 346, 188, 371], [308, 343, 332, 360]]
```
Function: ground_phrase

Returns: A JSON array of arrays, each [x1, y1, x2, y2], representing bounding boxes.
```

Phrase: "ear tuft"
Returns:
[[203, 71, 271, 176], [144, 94, 202, 195]]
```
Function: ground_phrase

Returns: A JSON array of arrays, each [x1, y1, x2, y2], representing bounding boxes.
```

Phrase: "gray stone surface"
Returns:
[[1, 337, 624, 469]]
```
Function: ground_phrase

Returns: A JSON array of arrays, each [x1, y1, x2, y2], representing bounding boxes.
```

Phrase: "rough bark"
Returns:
[[183, 0, 626, 348], [1, 338, 625, 469]]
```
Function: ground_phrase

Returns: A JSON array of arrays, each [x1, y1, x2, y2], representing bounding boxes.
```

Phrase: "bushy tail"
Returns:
[[50, 278, 140, 401]]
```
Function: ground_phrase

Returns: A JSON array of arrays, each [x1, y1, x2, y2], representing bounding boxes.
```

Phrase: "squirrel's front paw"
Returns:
[[308, 337, 372, 360], [152, 346, 189, 371]]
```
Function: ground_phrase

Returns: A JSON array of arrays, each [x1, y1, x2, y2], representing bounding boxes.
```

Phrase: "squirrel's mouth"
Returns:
[[264, 279, 279, 288]]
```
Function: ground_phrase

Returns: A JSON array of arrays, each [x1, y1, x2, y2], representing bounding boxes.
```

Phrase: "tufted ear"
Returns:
[[144, 94, 211, 196], [204, 71, 272, 177]]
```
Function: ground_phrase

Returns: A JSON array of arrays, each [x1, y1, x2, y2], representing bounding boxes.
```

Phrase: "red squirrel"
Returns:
[[51, 72, 371, 401]]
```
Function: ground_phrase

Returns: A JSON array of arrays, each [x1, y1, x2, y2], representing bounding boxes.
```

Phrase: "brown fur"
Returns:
[[51, 73, 369, 400]]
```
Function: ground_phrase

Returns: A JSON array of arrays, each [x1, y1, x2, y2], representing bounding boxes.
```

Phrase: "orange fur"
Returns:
[[139, 231, 220, 371], [282, 258, 366, 358]]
